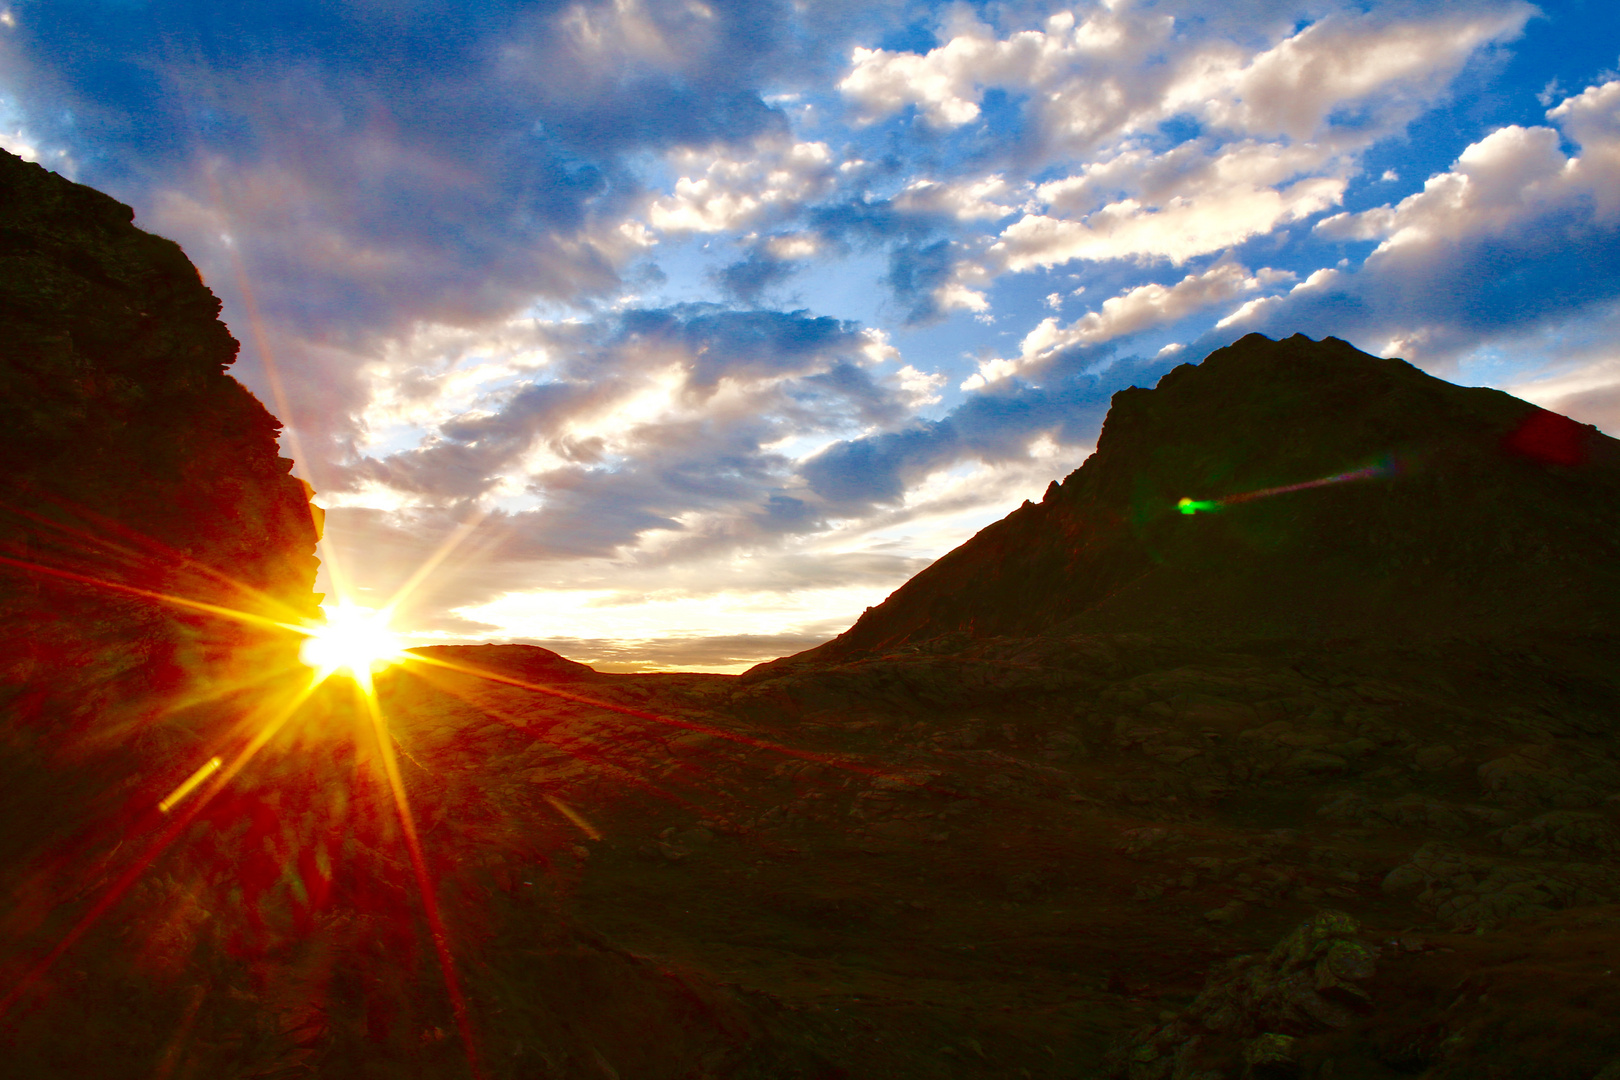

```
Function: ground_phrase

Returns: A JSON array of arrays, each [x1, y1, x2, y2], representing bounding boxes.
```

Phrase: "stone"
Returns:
[[1278, 730, 1338, 749], [1204, 901, 1247, 923], [1499, 811, 1615, 855], [1478, 753, 1600, 807], [1243, 1032, 1301, 1079], [1382, 864, 1429, 895], [1413, 745, 1461, 770], [1287, 750, 1348, 774]]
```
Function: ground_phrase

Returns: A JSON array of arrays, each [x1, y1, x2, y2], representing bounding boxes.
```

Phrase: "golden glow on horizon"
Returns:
[[298, 602, 405, 690]]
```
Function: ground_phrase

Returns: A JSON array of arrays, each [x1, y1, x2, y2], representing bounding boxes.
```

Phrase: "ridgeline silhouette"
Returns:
[[783, 333, 1620, 668]]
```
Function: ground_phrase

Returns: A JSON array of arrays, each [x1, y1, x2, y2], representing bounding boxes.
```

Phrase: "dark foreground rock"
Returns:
[[0, 146, 322, 741]]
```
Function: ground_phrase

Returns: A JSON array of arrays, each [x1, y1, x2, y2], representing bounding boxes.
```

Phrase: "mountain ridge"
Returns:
[[760, 333, 1619, 674]]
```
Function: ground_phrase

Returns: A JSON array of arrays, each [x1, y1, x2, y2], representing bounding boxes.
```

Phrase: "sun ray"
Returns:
[[299, 603, 405, 692], [0, 494, 314, 625], [208, 169, 331, 581], [355, 684, 485, 1080], [0, 552, 307, 635], [379, 508, 494, 621]]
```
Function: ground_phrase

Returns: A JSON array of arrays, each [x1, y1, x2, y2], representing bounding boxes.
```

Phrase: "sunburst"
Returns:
[[0, 490, 868, 1080], [297, 601, 405, 692]]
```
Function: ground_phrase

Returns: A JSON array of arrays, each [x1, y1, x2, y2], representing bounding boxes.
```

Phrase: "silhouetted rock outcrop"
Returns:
[[0, 148, 322, 914], [0, 148, 321, 731], [785, 334, 1620, 668]]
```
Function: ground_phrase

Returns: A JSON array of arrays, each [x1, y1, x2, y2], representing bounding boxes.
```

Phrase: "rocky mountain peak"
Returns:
[[786, 333, 1620, 667]]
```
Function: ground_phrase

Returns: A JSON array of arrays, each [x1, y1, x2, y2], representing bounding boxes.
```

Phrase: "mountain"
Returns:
[[783, 333, 1619, 668]]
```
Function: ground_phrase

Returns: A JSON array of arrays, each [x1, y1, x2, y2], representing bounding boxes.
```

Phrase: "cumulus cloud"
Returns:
[[964, 263, 1293, 389], [803, 352, 1172, 509], [840, 5, 1530, 148], [2, 0, 802, 460], [334, 306, 916, 559], [646, 137, 837, 234], [891, 174, 1025, 221], [1223, 78, 1620, 364], [839, 4, 1529, 292], [1167, 6, 1534, 140], [993, 172, 1343, 270], [1507, 352, 1620, 438], [839, 7, 1174, 135]]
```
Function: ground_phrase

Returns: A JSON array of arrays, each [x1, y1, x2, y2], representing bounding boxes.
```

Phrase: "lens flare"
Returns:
[[157, 756, 223, 813], [299, 604, 404, 690], [1179, 456, 1398, 515]]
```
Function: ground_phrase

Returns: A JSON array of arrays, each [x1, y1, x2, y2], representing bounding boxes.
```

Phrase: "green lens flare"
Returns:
[[1178, 456, 1399, 517]]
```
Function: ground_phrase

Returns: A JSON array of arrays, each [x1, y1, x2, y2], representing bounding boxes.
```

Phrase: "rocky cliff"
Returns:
[[0, 147, 321, 737], [789, 333, 1620, 666], [0, 147, 323, 971]]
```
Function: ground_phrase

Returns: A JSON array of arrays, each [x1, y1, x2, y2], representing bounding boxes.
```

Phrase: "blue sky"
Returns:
[[4, 0, 1618, 670]]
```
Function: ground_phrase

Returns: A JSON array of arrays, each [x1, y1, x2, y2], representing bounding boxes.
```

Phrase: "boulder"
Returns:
[[1105, 911, 1379, 1079]]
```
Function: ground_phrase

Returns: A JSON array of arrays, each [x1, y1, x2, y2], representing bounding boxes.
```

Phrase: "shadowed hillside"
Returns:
[[777, 334, 1620, 668]]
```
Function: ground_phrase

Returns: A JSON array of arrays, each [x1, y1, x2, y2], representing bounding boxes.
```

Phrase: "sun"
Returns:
[[299, 603, 405, 690]]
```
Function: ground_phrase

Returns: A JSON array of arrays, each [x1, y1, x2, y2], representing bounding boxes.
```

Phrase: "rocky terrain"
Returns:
[[0, 150, 1616, 1080]]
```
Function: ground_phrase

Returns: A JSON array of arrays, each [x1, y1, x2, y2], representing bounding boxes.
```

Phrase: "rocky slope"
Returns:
[[0, 147, 322, 737], [778, 334, 1620, 666]]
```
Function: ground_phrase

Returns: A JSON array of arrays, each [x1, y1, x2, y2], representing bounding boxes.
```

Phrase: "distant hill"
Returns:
[[777, 333, 1620, 668]]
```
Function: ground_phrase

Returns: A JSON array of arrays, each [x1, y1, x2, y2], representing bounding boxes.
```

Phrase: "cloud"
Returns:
[[1168, 6, 1534, 140], [504, 632, 840, 674], [1507, 353, 1620, 437], [1, 0, 805, 457], [802, 353, 1170, 509], [891, 174, 1024, 221], [835, 4, 1530, 290], [963, 263, 1293, 389], [334, 305, 919, 563], [839, 4, 1531, 149], [715, 248, 800, 302], [713, 231, 823, 302], [1224, 78, 1620, 365], [646, 137, 837, 234], [839, 7, 1175, 134], [992, 172, 1343, 270]]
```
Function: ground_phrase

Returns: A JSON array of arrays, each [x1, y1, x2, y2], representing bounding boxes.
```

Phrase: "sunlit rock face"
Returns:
[[0, 146, 320, 773], [792, 333, 1620, 666]]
